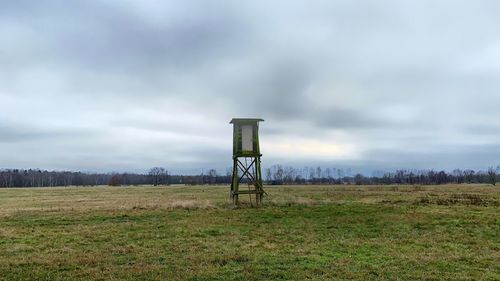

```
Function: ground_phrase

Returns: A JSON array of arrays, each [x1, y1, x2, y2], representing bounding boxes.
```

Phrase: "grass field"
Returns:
[[0, 184, 499, 280]]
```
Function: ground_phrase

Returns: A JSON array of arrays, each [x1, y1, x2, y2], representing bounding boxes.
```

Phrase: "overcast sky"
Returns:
[[1, 0, 500, 174]]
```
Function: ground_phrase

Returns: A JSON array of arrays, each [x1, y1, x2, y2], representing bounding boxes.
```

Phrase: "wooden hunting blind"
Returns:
[[230, 118, 266, 205]]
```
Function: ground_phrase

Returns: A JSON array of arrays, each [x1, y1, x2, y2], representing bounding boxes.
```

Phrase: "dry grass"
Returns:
[[1, 184, 497, 217], [0, 184, 498, 280]]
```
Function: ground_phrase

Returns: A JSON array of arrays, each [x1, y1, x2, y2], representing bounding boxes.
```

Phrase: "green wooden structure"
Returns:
[[230, 118, 266, 205]]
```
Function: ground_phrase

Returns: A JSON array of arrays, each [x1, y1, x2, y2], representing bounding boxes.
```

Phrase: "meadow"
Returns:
[[0, 184, 498, 280]]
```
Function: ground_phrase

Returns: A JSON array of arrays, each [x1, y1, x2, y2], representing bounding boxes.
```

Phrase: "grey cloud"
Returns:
[[315, 108, 386, 129], [0, 122, 102, 144], [1, 0, 500, 172], [362, 144, 500, 172], [233, 59, 315, 119], [0, 124, 49, 143], [2, 1, 247, 71]]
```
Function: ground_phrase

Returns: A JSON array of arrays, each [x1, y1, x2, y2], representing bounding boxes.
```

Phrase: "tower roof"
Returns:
[[230, 118, 264, 124]]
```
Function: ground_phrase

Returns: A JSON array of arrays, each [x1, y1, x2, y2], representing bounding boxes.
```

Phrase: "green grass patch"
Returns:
[[0, 185, 499, 280]]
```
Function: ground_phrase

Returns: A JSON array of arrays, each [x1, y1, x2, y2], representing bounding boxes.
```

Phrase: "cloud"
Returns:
[[0, 123, 50, 143], [1, 0, 500, 173]]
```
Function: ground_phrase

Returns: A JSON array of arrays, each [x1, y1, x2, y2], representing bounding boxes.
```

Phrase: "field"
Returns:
[[0, 184, 499, 280]]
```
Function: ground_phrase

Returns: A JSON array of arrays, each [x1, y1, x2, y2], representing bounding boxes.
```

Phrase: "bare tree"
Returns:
[[284, 166, 296, 184], [208, 169, 217, 185], [337, 169, 344, 179], [316, 166, 322, 181], [487, 167, 497, 186], [108, 174, 122, 186], [149, 167, 167, 186], [325, 168, 332, 184], [272, 165, 284, 183], [309, 167, 315, 182], [452, 169, 464, 184], [265, 168, 272, 183], [464, 169, 475, 183]]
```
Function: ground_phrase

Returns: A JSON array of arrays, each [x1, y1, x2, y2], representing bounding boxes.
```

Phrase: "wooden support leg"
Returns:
[[232, 157, 239, 206]]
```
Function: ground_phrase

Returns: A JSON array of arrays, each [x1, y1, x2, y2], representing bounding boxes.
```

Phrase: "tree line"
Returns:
[[0, 167, 226, 188], [263, 165, 500, 186], [0, 165, 498, 188]]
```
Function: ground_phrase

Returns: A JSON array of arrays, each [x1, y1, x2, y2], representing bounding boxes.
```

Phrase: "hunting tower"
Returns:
[[230, 118, 265, 205]]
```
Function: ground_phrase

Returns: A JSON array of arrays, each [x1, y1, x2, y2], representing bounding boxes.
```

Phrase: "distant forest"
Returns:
[[0, 165, 499, 188]]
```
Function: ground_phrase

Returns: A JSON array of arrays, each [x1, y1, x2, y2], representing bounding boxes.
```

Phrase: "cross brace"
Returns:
[[230, 156, 266, 205]]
